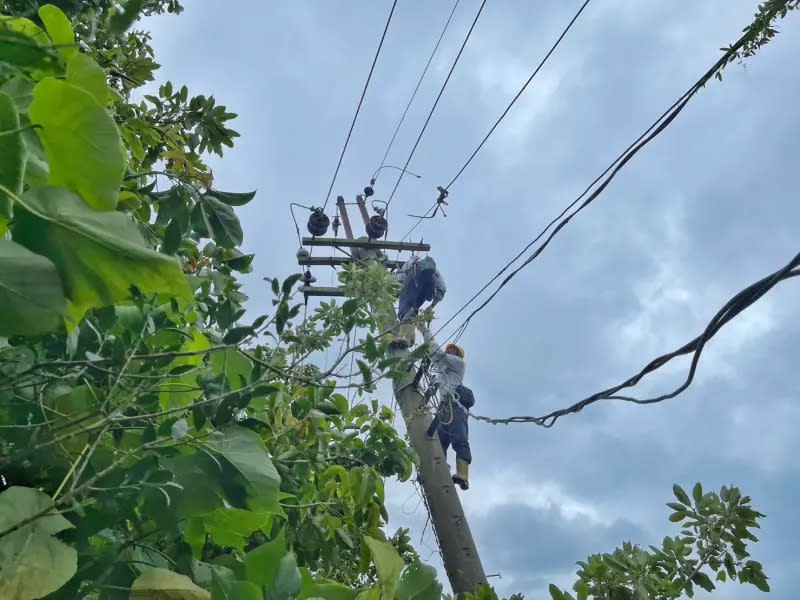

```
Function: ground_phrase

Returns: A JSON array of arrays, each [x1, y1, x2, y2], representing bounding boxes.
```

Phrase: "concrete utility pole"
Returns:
[[391, 358, 487, 596], [296, 201, 486, 597]]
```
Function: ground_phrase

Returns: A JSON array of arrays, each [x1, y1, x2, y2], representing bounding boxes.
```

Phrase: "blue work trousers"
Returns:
[[427, 400, 471, 464]]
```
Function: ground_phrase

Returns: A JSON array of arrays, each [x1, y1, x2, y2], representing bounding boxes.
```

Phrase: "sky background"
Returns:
[[142, 2, 799, 598]]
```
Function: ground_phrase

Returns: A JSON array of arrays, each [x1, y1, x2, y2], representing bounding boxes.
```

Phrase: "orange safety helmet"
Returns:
[[445, 343, 465, 358]]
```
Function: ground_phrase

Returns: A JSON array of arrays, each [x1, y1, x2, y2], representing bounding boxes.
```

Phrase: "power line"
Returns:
[[434, 25, 762, 343], [444, 0, 593, 191], [322, 0, 399, 210], [374, 0, 462, 184], [394, 0, 591, 244], [468, 249, 800, 427], [385, 0, 489, 209]]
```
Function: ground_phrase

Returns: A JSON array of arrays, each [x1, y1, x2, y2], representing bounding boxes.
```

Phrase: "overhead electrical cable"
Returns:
[[385, 0, 490, 209], [434, 25, 764, 343], [467, 249, 800, 427], [395, 0, 592, 241], [321, 0, 399, 210], [373, 0, 462, 184]]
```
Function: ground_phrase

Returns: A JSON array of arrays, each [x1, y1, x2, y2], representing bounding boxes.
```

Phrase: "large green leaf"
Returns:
[[13, 186, 191, 325], [0, 91, 23, 221], [298, 568, 361, 600], [66, 53, 112, 107], [130, 568, 210, 600], [0, 77, 33, 112], [206, 188, 256, 207], [0, 238, 66, 336], [395, 562, 442, 600], [211, 572, 261, 600], [244, 528, 288, 588], [205, 426, 282, 513], [20, 114, 49, 187], [0, 18, 59, 71], [272, 552, 302, 600], [204, 507, 271, 550], [202, 196, 243, 248], [38, 4, 77, 62], [159, 327, 209, 410], [0, 486, 78, 600], [29, 78, 125, 211], [364, 537, 405, 600]]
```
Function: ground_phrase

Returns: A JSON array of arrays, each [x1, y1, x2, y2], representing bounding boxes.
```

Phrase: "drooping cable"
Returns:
[[467, 250, 800, 427]]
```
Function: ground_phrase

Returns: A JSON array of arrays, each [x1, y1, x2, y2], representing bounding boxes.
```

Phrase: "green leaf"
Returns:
[[245, 529, 287, 587], [224, 253, 255, 272], [0, 19, 59, 71], [282, 273, 303, 297], [207, 188, 256, 206], [212, 575, 261, 600], [29, 78, 126, 211], [573, 581, 589, 600], [19, 114, 49, 187], [549, 585, 565, 600], [0, 486, 77, 600], [66, 53, 112, 107], [109, 0, 145, 34], [342, 298, 359, 317], [130, 568, 211, 600], [273, 552, 302, 600], [203, 196, 243, 248], [0, 77, 34, 112], [692, 482, 703, 504], [205, 426, 281, 513], [692, 571, 715, 593], [0, 238, 66, 336], [673, 484, 691, 506], [364, 536, 404, 600], [222, 326, 254, 345], [205, 507, 271, 550], [38, 4, 77, 61], [13, 186, 191, 326], [395, 561, 442, 600], [0, 91, 23, 220]]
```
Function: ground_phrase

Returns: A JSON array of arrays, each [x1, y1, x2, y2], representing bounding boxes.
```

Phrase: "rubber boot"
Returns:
[[452, 458, 469, 490], [389, 320, 416, 349]]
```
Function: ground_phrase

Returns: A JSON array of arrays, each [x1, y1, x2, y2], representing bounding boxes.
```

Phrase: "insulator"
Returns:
[[307, 208, 330, 237], [332, 215, 341, 236], [366, 214, 387, 239], [296, 246, 310, 260], [303, 269, 316, 285], [363, 186, 375, 197]]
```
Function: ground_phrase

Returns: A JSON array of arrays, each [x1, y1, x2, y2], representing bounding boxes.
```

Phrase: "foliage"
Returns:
[[546, 484, 769, 600], [0, 3, 421, 598]]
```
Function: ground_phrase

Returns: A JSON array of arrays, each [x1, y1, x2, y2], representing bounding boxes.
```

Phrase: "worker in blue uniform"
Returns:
[[390, 256, 446, 349], [417, 322, 473, 490]]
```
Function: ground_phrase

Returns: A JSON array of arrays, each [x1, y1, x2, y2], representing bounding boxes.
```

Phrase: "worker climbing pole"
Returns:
[[292, 196, 487, 597]]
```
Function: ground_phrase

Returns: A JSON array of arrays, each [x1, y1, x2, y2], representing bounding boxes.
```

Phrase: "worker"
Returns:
[[390, 256, 446, 348], [417, 321, 473, 490]]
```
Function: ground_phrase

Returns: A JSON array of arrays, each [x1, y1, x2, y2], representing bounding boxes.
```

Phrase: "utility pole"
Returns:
[[297, 200, 487, 597]]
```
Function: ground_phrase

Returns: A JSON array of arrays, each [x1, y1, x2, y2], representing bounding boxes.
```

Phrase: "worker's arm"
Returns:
[[416, 322, 445, 359]]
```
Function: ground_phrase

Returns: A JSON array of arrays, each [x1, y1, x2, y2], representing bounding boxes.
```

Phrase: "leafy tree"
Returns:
[[0, 1, 792, 599]]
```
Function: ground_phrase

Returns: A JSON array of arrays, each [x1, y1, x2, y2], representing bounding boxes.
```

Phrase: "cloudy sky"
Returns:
[[143, 2, 799, 598]]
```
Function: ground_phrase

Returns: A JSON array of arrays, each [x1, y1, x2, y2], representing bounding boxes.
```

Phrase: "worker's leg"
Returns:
[[449, 412, 471, 490], [392, 281, 418, 347], [437, 425, 451, 457], [426, 414, 439, 439]]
